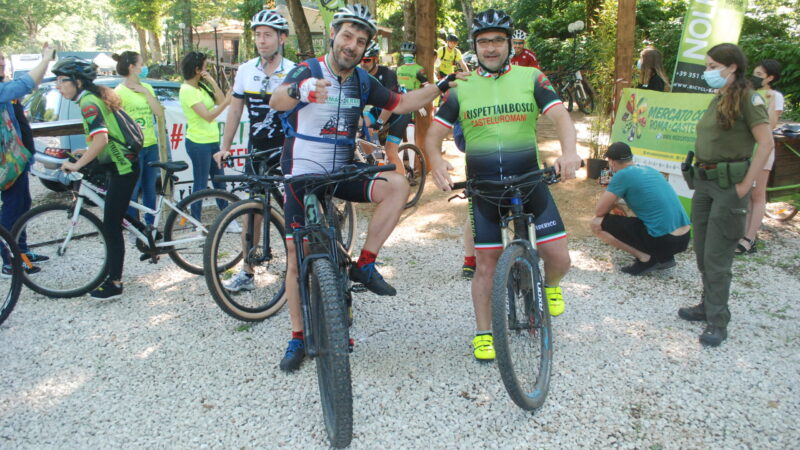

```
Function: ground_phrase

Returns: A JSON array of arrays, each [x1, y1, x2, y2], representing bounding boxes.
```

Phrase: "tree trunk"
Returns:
[[286, 0, 315, 59], [459, 0, 474, 31], [364, 0, 377, 18], [415, 0, 436, 155], [613, 0, 636, 120], [585, 0, 601, 30], [148, 30, 163, 63], [402, 1, 415, 43], [135, 26, 149, 62]]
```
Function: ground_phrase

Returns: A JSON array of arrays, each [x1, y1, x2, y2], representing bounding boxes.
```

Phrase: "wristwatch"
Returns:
[[287, 82, 300, 100]]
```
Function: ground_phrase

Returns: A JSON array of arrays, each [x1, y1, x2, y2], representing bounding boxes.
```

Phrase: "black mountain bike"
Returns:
[[549, 68, 595, 115], [453, 167, 558, 411], [0, 225, 23, 326], [288, 163, 396, 448]]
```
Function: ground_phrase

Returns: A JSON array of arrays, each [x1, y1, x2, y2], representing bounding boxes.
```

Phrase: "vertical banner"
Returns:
[[318, 0, 346, 31], [671, 0, 748, 93], [610, 88, 714, 210]]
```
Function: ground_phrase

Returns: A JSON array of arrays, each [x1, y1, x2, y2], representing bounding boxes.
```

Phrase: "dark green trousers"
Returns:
[[691, 178, 750, 328]]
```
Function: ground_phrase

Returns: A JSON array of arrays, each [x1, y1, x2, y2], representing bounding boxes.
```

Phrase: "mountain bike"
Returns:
[[356, 122, 426, 208], [15, 156, 238, 298], [0, 225, 23, 326], [203, 150, 288, 322], [549, 68, 595, 115], [453, 167, 558, 411], [289, 163, 396, 448]]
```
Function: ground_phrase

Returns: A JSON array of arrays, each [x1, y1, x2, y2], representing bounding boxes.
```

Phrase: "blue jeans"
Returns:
[[1, 169, 32, 266], [186, 138, 227, 219], [128, 144, 159, 225]]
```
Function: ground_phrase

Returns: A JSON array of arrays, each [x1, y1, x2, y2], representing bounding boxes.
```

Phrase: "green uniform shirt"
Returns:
[[78, 91, 133, 175], [396, 63, 425, 91], [694, 89, 769, 164], [115, 83, 158, 147], [179, 83, 219, 144], [437, 46, 463, 75]]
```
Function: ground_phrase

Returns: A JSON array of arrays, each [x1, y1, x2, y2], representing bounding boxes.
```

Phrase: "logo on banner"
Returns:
[[620, 93, 648, 142]]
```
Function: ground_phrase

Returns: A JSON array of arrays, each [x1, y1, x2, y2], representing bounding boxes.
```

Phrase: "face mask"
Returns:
[[139, 66, 149, 78], [703, 69, 728, 89], [750, 75, 763, 89], [636, 60, 642, 70], [402, 54, 414, 64]]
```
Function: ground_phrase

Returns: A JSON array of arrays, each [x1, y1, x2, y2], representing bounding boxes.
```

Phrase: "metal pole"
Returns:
[[213, 26, 220, 84]]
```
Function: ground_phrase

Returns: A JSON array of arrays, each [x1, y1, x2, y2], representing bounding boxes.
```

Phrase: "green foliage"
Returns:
[[0, 0, 70, 49]]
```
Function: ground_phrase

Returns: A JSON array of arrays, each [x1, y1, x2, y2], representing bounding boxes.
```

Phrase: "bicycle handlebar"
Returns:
[[452, 166, 558, 191], [213, 173, 285, 184], [286, 163, 397, 186]]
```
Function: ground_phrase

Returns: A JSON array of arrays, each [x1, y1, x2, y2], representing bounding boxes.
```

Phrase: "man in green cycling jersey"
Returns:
[[425, 9, 581, 361]]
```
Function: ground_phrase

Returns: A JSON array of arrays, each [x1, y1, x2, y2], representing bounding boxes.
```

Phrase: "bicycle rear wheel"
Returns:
[[332, 199, 357, 254], [204, 200, 288, 321], [164, 189, 239, 274], [400, 143, 426, 208], [12, 203, 108, 298], [308, 257, 352, 448], [0, 226, 23, 325], [575, 80, 595, 114], [491, 242, 552, 411]]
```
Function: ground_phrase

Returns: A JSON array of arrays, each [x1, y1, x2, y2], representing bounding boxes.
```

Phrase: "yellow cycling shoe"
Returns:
[[545, 285, 565, 317], [472, 334, 495, 361]]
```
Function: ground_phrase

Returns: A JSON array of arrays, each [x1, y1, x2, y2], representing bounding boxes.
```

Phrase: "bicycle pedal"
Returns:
[[351, 284, 367, 293]]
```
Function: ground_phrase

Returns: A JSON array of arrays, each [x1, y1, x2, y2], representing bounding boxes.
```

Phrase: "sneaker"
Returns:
[[349, 263, 396, 296], [656, 256, 676, 270], [545, 285, 565, 317], [621, 258, 659, 276], [461, 264, 476, 280], [225, 220, 242, 233], [223, 269, 255, 292], [1, 264, 41, 277], [699, 325, 727, 347], [472, 334, 495, 361], [23, 252, 49, 264], [279, 338, 305, 372], [89, 279, 123, 299], [678, 302, 706, 322]]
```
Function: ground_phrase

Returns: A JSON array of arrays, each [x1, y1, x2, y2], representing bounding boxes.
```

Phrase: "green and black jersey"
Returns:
[[78, 91, 134, 175]]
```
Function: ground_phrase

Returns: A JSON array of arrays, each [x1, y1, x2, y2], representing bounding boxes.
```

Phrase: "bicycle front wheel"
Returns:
[[400, 143, 426, 208], [0, 226, 23, 325], [308, 257, 353, 448], [576, 80, 595, 114], [492, 242, 552, 411], [12, 203, 108, 298], [204, 200, 288, 321], [164, 189, 239, 274]]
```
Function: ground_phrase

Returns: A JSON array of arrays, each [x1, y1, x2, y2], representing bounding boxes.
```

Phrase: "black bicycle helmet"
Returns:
[[51, 57, 98, 81], [446, 34, 458, 42], [364, 41, 380, 58], [470, 9, 513, 39], [400, 42, 416, 54], [251, 9, 289, 32], [331, 4, 377, 40]]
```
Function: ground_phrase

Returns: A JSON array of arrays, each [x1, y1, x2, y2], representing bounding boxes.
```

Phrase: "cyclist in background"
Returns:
[[435, 34, 468, 79], [359, 42, 413, 175], [56, 58, 140, 300], [510, 30, 540, 69], [213, 9, 296, 293], [396, 42, 429, 92], [424, 9, 581, 361]]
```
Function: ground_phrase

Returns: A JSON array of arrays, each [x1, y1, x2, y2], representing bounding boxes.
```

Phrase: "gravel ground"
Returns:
[[2, 140, 799, 449]]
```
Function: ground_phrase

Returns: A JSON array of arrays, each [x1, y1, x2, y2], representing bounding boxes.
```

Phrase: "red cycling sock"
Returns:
[[464, 256, 476, 267], [292, 330, 304, 341], [357, 249, 377, 268]]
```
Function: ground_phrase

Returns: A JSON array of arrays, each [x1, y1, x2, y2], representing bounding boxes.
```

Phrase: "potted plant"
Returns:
[[586, 114, 610, 179]]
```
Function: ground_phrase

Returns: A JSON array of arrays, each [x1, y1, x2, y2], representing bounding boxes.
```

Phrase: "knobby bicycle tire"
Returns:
[[400, 143, 426, 208], [333, 199, 357, 255], [576, 80, 595, 114], [491, 241, 553, 411], [204, 199, 288, 321], [309, 257, 353, 448], [12, 203, 108, 298], [0, 226, 23, 325], [164, 188, 240, 274]]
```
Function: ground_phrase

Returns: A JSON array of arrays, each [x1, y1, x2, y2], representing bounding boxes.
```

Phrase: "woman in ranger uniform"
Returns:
[[55, 58, 139, 300], [677, 44, 773, 346]]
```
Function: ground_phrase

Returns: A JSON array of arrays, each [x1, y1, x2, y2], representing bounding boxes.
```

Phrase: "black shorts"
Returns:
[[601, 214, 690, 262], [386, 113, 411, 144], [470, 181, 566, 250], [283, 163, 380, 241]]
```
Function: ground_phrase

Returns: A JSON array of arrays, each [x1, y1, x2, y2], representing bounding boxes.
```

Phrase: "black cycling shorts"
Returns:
[[283, 163, 380, 241], [470, 181, 567, 250], [386, 113, 411, 144], [601, 214, 690, 262]]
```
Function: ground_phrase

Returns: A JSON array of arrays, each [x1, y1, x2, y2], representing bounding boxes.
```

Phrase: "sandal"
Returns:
[[735, 238, 756, 255]]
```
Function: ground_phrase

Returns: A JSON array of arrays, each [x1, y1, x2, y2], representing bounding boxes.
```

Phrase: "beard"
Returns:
[[258, 47, 280, 63], [332, 43, 361, 71]]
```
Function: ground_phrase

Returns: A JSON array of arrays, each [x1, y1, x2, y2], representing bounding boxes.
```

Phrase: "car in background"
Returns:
[[23, 76, 251, 198]]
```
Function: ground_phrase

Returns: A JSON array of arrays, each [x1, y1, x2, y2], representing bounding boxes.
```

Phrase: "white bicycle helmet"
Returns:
[[511, 30, 527, 41], [251, 10, 289, 32], [331, 4, 377, 39]]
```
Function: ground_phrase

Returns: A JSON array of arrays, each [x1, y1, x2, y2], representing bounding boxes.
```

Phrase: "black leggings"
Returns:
[[104, 165, 139, 282]]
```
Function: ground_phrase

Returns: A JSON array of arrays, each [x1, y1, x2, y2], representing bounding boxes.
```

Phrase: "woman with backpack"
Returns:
[[178, 52, 231, 219], [56, 57, 139, 299], [113, 51, 164, 227]]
